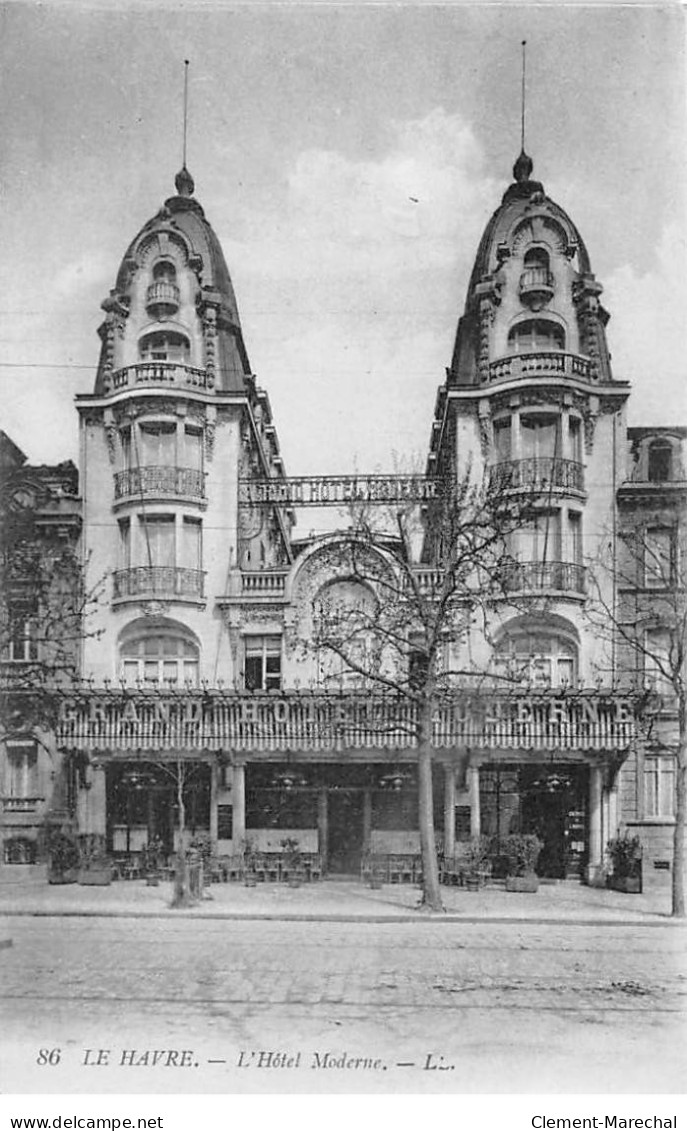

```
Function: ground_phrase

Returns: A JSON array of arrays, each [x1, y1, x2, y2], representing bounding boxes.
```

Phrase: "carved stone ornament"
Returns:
[[104, 424, 119, 465], [139, 600, 173, 618], [477, 400, 493, 460]]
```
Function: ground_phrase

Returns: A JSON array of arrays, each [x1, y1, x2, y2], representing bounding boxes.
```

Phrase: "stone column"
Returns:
[[232, 762, 246, 847], [85, 764, 107, 837], [318, 788, 329, 867], [362, 789, 372, 855], [444, 766, 456, 857], [587, 765, 604, 886], [209, 760, 218, 851], [608, 772, 620, 842], [467, 764, 481, 838]]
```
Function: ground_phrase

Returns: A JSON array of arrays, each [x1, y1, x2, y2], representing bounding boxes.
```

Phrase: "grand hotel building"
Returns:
[[2, 149, 684, 890]]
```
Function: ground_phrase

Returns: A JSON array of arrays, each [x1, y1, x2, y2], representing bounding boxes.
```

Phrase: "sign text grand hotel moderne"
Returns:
[[57, 691, 637, 752], [239, 475, 441, 508]]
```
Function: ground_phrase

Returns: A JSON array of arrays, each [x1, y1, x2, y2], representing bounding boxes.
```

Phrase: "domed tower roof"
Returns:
[[94, 167, 251, 395], [448, 151, 611, 387]]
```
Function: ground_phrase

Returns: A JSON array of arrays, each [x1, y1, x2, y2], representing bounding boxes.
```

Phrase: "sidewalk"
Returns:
[[0, 874, 680, 925]]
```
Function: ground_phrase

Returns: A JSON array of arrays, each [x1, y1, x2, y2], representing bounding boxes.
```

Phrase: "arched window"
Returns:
[[648, 441, 673, 483], [523, 247, 550, 270], [495, 631, 578, 689], [508, 319, 565, 353], [152, 260, 177, 283], [119, 623, 199, 687], [313, 579, 377, 689], [139, 331, 190, 364]]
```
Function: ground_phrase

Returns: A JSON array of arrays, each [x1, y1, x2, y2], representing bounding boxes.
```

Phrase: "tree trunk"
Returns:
[[417, 700, 444, 912], [171, 763, 193, 908], [672, 703, 686, 918]]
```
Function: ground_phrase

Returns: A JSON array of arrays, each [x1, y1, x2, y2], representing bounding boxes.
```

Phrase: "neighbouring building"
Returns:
[[1, 148, 684, 889]]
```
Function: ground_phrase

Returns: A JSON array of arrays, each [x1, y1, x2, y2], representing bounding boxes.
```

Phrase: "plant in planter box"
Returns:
[[241, 838, 258, 886], [606, 834, 642, 893], [280, 837, 302, 886], [77, 833, 112, 886], [46, 829, 80, 884], [504, 834, 543, 893], [464, 835, 492, 890]]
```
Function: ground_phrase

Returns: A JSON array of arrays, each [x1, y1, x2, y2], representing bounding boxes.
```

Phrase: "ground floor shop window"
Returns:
[[643, 756, 675, 819], [480, 764, 588, 879], [4, 837, 37, 864], [107, 762, 210, 855]]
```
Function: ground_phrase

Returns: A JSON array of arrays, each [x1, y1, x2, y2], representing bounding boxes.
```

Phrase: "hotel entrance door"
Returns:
[[327, 790, 365, 874]]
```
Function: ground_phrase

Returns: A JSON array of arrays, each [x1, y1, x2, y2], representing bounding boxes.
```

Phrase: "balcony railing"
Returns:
[[111, 363, 211, 391], [3, 797, 42, 813], [488, 353, 592, 383], [501, 560, 586, 595], [57, 688, 637, 754], [489, 458, 584, 494], [113, 566, 205, 601], [145, 281, 180, 315], [519, 267, 554, 301], [241, 572, 288, 596], [114, 466, 205, 502]]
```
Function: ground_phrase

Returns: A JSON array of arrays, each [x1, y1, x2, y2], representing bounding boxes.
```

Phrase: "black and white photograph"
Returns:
[[0, 0, 685, 1108]]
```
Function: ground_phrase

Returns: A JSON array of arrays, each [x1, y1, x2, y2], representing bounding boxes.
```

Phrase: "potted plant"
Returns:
[[77, 833, 112, 886], [280, 837, 302, 887], [504, 834, 543, 893], [46, 829, 80, 885], [464, 835, 492, 890], [241, 838, 258, 887], [606, 834, 642, 893]]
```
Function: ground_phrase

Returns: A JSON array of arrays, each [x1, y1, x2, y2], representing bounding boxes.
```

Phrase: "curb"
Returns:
[[0, 908, 680, 927]]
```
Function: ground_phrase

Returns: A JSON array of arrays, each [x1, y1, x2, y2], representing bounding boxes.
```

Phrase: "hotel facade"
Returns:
[[2, 149, 684, 890]]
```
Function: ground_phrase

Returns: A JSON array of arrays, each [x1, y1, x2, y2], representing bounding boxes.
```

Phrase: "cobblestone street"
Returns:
[[1, 903, 685, 1094]]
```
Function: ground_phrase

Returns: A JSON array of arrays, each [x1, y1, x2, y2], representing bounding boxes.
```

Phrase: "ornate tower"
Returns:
[[77, 166, 292, 687]]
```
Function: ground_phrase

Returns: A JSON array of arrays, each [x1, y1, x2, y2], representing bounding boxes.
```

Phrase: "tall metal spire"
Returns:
[[513, 39, 534, 184], [521, 40, 527, 153], [175, 59, 195, 197], [182, 58, 189, 168]]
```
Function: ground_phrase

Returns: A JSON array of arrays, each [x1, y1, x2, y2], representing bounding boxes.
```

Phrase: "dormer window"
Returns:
[[146, 262, 180, 318], [648, 440, 673, 483], [139, 331, 190, 364], [508, 318, 564, 354], [520, 248, 554, 308]]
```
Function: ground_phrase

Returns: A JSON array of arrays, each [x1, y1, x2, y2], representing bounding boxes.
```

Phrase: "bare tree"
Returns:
[[588, 520, 686, 917], [0, 461, 102, 735], [303, 468, 538, 912]]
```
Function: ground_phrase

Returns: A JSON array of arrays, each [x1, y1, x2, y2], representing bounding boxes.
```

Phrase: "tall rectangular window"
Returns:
[[644, 528, 673, 588], [182, 518, 202, 571], [139, 516, 175, 567], [521, 415, 559, 460], [568, 512, 582, 564], [183, 426, 203, 472], [5, 613, 38, 662], [569, 417, 583, 463], [644, 629, 673, 697], [139, 423, 176, 466], [118, 519, 131, 569], [643, 756, 675, 819], [493, 419, 511, 462], [515, 510, 561, 561], [244, 635, 282, 691], [6, 741, 38, 798]]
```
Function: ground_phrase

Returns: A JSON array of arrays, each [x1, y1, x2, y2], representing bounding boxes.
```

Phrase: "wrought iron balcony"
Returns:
[[113, 566, 205, 601], [145, 281, 180, 317], [57, 687, 637, 755], [110, 363, 211, 391], [3, 797, 42, 813], [501, 560, 586, 595], [489, 457, 584, 494], [519, 267, 554, 303], [114, 466, 205, 502], [488, 353, 592, 383]]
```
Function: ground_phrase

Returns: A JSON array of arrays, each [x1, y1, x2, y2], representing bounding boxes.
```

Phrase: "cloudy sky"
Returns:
[[1, 1, 685, 481]]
